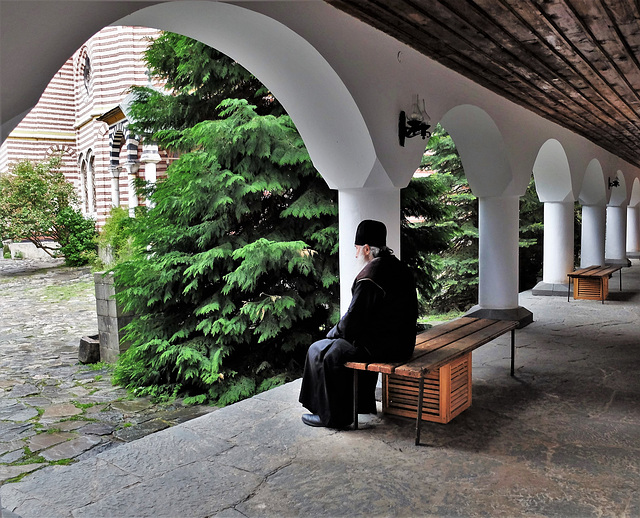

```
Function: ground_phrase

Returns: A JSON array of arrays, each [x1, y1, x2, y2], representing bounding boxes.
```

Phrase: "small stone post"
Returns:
[[94, 272, 133, 363]]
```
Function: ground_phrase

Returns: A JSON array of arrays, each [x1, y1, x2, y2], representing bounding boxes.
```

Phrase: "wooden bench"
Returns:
[[345, 316, 518, 445], [567, 265, 623, 304]]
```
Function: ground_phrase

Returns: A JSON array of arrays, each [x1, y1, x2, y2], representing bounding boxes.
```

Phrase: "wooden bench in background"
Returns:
[[567, 265, 623, 303], [345, 316, 518, 445]]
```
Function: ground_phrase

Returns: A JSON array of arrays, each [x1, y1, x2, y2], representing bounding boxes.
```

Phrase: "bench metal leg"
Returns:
[[567, 277, 571, 302], [602, 278, 605, 304], [353, 369, 358, 430], [510, 328, 515, 377], [415, 377, 424, 446]]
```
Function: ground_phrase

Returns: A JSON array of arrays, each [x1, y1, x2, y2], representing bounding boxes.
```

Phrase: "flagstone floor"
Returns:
[[0, 258, 215, 484]]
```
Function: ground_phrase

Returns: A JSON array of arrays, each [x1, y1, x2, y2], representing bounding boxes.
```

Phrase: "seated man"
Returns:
[[299, 219, 418, 428]]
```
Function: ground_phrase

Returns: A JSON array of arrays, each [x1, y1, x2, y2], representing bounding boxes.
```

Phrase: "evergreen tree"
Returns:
[[114, 33, 338, 404], [114, 32, 451, 403], [421, 125, 479, 312], [519, 177, 544, 290], [114, 100, 338, 405]]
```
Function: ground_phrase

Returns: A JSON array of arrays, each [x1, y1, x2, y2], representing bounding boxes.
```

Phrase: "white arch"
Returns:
[[116, 1, 376, 190], [609, 170, 627, 207], [439, 105, 512, 197], [533, 139, 573, 203], [579, 159, 606, 206], [629, 178, 640, 208]]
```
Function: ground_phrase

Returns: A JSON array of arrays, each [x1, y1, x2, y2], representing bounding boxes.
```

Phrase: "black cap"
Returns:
[[354, 219, 387, 248]]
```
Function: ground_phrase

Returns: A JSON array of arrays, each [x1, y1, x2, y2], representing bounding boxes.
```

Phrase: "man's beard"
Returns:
[[355, 251, 368, 272]]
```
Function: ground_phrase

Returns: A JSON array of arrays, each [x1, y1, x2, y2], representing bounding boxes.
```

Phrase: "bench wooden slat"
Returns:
[[568, 265, 602, 277], [394, 320, 517, 378], [567, 265, 622, 279], [346, 317, 495, 374], [414, 317, 480, 347], [344, 361, 369, 371]]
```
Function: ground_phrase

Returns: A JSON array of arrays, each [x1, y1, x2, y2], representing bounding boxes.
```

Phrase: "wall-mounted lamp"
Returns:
[[399, 95, 431, 147], [608, 177, 620, 189]]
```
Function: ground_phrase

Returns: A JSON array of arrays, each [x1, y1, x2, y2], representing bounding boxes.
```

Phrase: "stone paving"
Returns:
[[2, 258, 640, 517], [0, 258, 215, 485]]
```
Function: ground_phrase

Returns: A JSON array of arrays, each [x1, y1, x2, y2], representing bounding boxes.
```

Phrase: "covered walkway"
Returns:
[[2, 263, 639, 517]]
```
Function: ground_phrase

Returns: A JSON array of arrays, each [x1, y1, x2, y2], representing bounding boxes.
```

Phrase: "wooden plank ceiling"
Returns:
[[326, 0, 640, 168]]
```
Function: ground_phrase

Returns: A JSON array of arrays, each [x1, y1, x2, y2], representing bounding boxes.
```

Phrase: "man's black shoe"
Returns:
[[301, 414, 324, 427]]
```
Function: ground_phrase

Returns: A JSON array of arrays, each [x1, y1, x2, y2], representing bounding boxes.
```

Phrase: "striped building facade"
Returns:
[[0, 26, 169, 229]]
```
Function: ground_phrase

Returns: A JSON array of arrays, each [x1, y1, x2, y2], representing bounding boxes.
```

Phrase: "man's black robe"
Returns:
[[299, 251, 418, 427]]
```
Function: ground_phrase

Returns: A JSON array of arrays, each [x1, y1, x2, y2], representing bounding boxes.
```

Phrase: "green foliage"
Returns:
[[0, 156, 74, 256], [113, 98, 339, 405], [420, 125, 479, 313], [113, 32, 460, 406], [127, 32, 282, 140], [400, 171, 452, 314], [97, 207, 140, 266], [55, 206, 97, 266], [519, 177, 544, 290], [0, 156, 96, 265]]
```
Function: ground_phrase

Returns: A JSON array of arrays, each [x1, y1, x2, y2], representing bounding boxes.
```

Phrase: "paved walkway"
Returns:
[[0, 259, 214, 489], [2, 259, 640, 517]]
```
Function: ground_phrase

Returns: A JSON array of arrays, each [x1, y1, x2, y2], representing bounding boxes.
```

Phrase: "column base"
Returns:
[[625, 252, 640, 259], [531, 281, 569, 297], [605, 258, 632, 266], [465, 305, 533, 328]]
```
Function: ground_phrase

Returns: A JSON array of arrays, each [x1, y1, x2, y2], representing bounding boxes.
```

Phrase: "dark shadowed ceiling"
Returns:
[[327, 0, 640, 168]]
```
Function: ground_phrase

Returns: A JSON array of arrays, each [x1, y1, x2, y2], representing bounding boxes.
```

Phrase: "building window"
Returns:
[[83, 55, 92, 95]]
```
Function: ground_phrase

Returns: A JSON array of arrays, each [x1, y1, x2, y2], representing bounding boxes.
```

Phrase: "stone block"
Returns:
[[78, 335, 100, 364], [95, 298, 110, 318]]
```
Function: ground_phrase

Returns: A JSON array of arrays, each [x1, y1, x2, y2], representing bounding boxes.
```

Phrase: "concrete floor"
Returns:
[[2, 262, 640, 517]]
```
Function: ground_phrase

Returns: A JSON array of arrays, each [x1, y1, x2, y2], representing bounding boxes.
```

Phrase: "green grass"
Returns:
[[82, 361, 114, 372], [72, 401, 96, 410], [419, 310, 465, 324], [42, 280, 93, 301]]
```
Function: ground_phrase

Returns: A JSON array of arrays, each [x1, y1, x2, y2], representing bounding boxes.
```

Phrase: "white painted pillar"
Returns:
[[605, 205, 628, 264], [125, 162, 140, 217], [141, 143, 161, 208], [337, 188, 400, 315], [580, 205, 606, 267], [87, 157, 95, 215], [542, 201, 574, 284], [626, 205, 640, 256], [477, 195, 520, 310], [110, 166, 121, 208]]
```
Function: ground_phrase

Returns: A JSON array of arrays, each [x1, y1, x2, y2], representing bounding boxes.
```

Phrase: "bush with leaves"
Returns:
[[0, 156, 96, 265], [97, 206, 142, 267], [55, 206, 97, 266]]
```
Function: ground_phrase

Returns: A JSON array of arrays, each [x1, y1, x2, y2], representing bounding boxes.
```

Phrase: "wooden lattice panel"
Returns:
[[383, 352, 472, 424], [574, 276, 607, 300]]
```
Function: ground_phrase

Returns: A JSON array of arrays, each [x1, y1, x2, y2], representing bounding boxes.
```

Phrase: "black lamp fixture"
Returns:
[[608, 177, 620, 189], [399, 94, 431, 147]]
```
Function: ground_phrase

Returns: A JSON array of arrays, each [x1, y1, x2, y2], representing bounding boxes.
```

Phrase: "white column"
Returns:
[[141, 143, 161, 208], [87, 156, 95, 215], [605, 205, 628, 264], [542, 201, 574, 284], [477, 195, 520, 310], [626, 205, 640, 257], [580, 205, 606, 267], [110, 166, 121, 208], [337, 188, 400, 315], [125, 162, 140, 217]]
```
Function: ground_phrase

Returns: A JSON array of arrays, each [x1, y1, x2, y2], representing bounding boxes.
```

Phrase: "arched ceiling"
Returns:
[[327, 0, 640, 169]]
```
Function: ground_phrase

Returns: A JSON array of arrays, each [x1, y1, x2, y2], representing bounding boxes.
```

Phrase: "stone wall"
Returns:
[[94, 272, 133, 363]]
